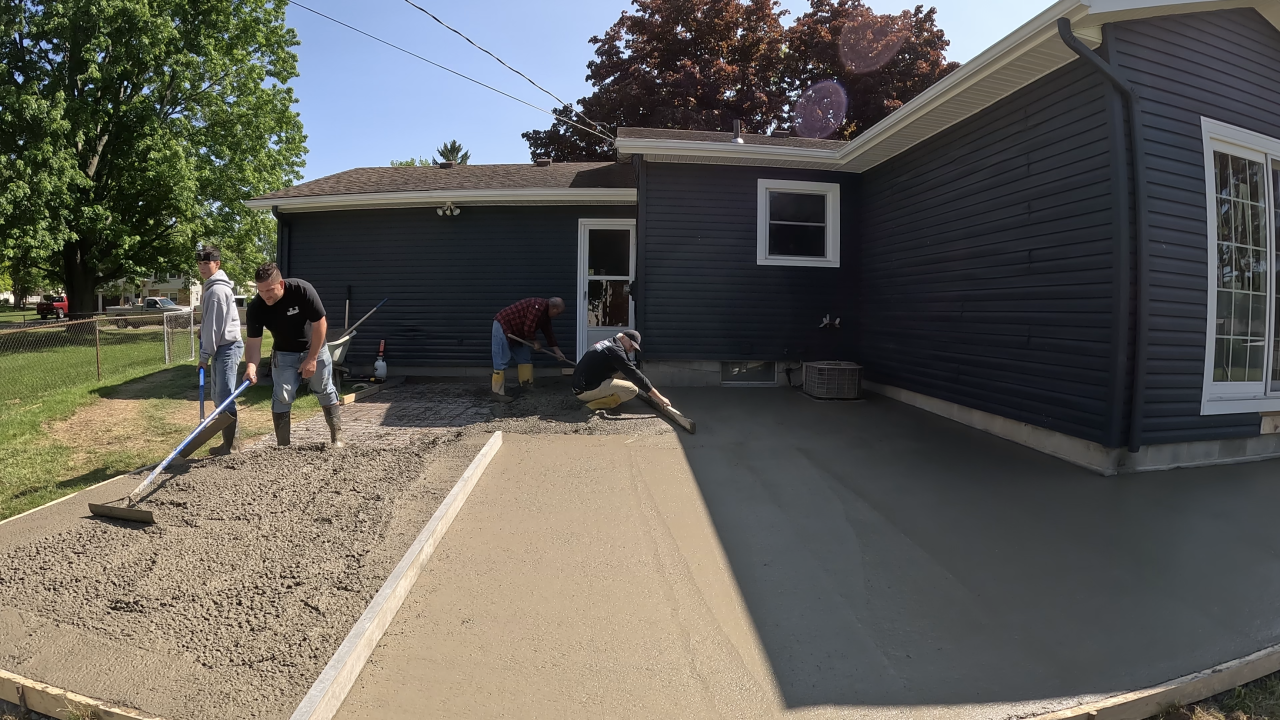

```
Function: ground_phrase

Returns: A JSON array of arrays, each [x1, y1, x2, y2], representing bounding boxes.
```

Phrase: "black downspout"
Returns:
[[633, 154, 647, 339], [1058, 18, 1150, 454], [271, 205, 290, 277]]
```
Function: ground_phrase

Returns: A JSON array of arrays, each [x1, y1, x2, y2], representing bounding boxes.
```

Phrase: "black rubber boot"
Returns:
[[323, 404, 346, 449], [272, 411, 291, 447], [210, 417, 239, 456]]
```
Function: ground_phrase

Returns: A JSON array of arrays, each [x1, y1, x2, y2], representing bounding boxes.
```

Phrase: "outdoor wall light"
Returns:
[[437, 202, 461, 216]]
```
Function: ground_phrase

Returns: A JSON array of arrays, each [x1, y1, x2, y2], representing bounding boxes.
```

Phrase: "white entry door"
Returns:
[[577, 219, 637, 360]]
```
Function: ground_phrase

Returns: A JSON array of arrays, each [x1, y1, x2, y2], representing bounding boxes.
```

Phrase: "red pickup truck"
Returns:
[[37, 295, 69, 320]]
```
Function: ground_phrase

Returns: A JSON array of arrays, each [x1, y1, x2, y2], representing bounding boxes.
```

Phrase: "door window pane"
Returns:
[[588, 229, 631, 277], [587, 280, 629, 327], [1212, 150, 1268, 385]]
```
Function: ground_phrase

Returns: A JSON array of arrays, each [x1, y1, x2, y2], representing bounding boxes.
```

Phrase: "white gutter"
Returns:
[[245, 187, 637, 212]]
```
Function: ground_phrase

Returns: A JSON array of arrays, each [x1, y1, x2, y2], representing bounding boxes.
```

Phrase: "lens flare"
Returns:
[[794, 80, 848, 139], [839, 13, 908, 75]]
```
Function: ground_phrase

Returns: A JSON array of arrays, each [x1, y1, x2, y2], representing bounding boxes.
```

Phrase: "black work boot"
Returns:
[[272, 411, 291, 447], [323, 404, 346, 449], [210, 417, 239, 456]]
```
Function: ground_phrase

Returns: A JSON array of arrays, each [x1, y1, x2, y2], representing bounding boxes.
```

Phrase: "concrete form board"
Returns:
[[291, 432, 503, 720]]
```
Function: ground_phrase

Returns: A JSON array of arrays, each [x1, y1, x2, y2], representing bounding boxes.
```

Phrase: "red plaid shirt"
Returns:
[[495, 297, 558, 348]]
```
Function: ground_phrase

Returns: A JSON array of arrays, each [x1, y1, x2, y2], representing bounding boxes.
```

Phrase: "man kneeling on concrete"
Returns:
[[490, 296, 567, 403], [242, 262, 345, 448], [197, 245, 243, 455], [572, 330, 671, 411]]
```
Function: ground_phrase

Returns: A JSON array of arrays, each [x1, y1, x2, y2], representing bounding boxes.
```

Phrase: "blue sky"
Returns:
[[285, 0, 1044, 181]]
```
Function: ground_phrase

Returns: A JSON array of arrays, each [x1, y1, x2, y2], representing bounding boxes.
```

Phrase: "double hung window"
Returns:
[[1201, 118, 1280, 414], [756, 180, 840, 267]]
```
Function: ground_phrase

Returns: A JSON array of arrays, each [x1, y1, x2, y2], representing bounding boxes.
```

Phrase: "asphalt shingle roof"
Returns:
[[253, 161, 634, 201], [615, 127, 846, 151]]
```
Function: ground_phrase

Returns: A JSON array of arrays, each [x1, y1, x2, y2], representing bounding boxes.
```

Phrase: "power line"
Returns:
[[401, 0, 613, 140], [290, 1, 614, 143]]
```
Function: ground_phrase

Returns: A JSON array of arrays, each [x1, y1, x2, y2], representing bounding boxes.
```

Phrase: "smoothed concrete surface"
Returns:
[[337, 390, 1280, 720]]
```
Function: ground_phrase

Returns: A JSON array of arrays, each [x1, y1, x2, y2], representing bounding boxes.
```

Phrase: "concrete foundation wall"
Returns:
[[867, 381, 1280, 475]]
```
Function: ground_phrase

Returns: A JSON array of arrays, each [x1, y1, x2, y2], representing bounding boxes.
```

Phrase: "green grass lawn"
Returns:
[[0, 332, 321, 521]]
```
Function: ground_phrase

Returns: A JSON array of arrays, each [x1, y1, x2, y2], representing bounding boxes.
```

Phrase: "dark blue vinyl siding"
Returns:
[[640, 163, 858, 361], [858, 59, 1121, 444], [282, 205, 634, 368], [1114, 9, 1280, 444]]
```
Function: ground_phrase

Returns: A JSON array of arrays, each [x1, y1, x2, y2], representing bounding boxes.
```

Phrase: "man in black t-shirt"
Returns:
[[243, 262, 345, 448]]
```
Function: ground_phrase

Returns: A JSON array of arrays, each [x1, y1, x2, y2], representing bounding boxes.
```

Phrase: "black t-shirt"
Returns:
[[246, 279, 326, 353]]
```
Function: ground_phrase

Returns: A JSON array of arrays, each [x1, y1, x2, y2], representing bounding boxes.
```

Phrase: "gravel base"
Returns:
[[0, 378, 674, 719]]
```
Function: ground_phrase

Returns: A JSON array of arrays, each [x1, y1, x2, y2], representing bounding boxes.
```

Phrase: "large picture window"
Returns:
[[1201, 118, 1280, 415], [756, 179, 840, 267]]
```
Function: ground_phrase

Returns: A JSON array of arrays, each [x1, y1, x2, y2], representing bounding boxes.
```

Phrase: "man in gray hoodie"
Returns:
[[197, 245, 244, 454]]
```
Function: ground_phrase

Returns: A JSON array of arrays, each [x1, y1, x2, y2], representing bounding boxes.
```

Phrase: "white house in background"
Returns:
[[96, 274, 201, 311]]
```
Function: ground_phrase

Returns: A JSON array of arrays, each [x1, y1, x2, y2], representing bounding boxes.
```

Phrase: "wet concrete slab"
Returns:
[[335, 388, 1280, 720]]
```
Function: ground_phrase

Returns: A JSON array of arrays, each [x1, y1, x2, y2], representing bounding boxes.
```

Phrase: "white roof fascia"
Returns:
[[245, 188, 637, 212], [611, 137, 845, 168]]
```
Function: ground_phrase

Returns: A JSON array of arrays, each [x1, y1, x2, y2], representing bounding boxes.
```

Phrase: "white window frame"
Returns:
[[756, 179, 840, 268], [1200, 117, 1280, 415]]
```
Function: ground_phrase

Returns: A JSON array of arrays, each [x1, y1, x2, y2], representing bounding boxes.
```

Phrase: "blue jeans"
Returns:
[[491, 320, 531, 371], [209, 340, 244, 421], [271, 345, 339, 413]]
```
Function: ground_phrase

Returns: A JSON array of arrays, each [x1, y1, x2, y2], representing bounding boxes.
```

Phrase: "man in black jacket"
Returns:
[[572, 330, 671, 411]]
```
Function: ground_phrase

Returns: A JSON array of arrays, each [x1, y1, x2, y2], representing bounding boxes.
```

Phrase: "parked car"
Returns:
[[107, 297, 190, 328], [37, 295, 69, 320]]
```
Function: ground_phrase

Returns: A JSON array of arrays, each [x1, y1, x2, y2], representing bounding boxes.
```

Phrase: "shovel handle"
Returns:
[[507, 334, 576, 366], [128, 380, 252, 504]]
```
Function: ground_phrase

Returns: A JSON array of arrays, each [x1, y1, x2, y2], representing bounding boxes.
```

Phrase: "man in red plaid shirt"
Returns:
[[491, 297, 566, 402]]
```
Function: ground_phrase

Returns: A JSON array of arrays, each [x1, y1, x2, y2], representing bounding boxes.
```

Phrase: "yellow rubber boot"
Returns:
[[517, 363, 534, 387], [490, 371, 513, 403], [586, 393, 623, 410]]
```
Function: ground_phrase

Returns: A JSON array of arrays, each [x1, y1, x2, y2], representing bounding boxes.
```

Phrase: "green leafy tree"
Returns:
[[0, 0, 307, 316], [391, 140, 471, 167], [430, 139, 470, 165]]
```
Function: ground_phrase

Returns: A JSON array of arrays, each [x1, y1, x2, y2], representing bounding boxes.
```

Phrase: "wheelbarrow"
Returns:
[[325, 298, 387, 393]]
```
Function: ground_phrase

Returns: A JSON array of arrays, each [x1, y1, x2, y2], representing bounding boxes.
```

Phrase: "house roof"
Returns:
[[613, 0, 1280, 173], [246, 162, 636, 211]]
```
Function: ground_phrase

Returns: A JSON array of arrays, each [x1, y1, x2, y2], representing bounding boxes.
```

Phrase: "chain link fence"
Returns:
[[0, 310, 195, 410]]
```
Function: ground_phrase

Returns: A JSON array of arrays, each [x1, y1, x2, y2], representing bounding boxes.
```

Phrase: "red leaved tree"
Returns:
[[522, 0, 959, 157], [522, 0, 789, 161], [781, 1, 957, 140]]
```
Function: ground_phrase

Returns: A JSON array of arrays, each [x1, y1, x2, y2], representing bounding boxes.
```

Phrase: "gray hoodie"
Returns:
[[200, 269, 241, 363]]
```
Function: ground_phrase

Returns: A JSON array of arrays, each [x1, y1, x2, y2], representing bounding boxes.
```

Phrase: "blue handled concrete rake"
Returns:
[[88, 379, 252, 524]]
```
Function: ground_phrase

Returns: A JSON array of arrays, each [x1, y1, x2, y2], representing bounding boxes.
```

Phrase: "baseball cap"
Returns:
[[196, 246, 221, 262], [621, 329, 642, 351]]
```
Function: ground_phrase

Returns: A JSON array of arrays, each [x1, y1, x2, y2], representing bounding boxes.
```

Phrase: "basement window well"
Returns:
[[757, 179, 840, 267], [722, 361, 778, 386]]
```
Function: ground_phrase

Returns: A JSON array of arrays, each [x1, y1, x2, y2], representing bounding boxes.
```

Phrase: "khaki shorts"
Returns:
[[575, 379, 640, 404]]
